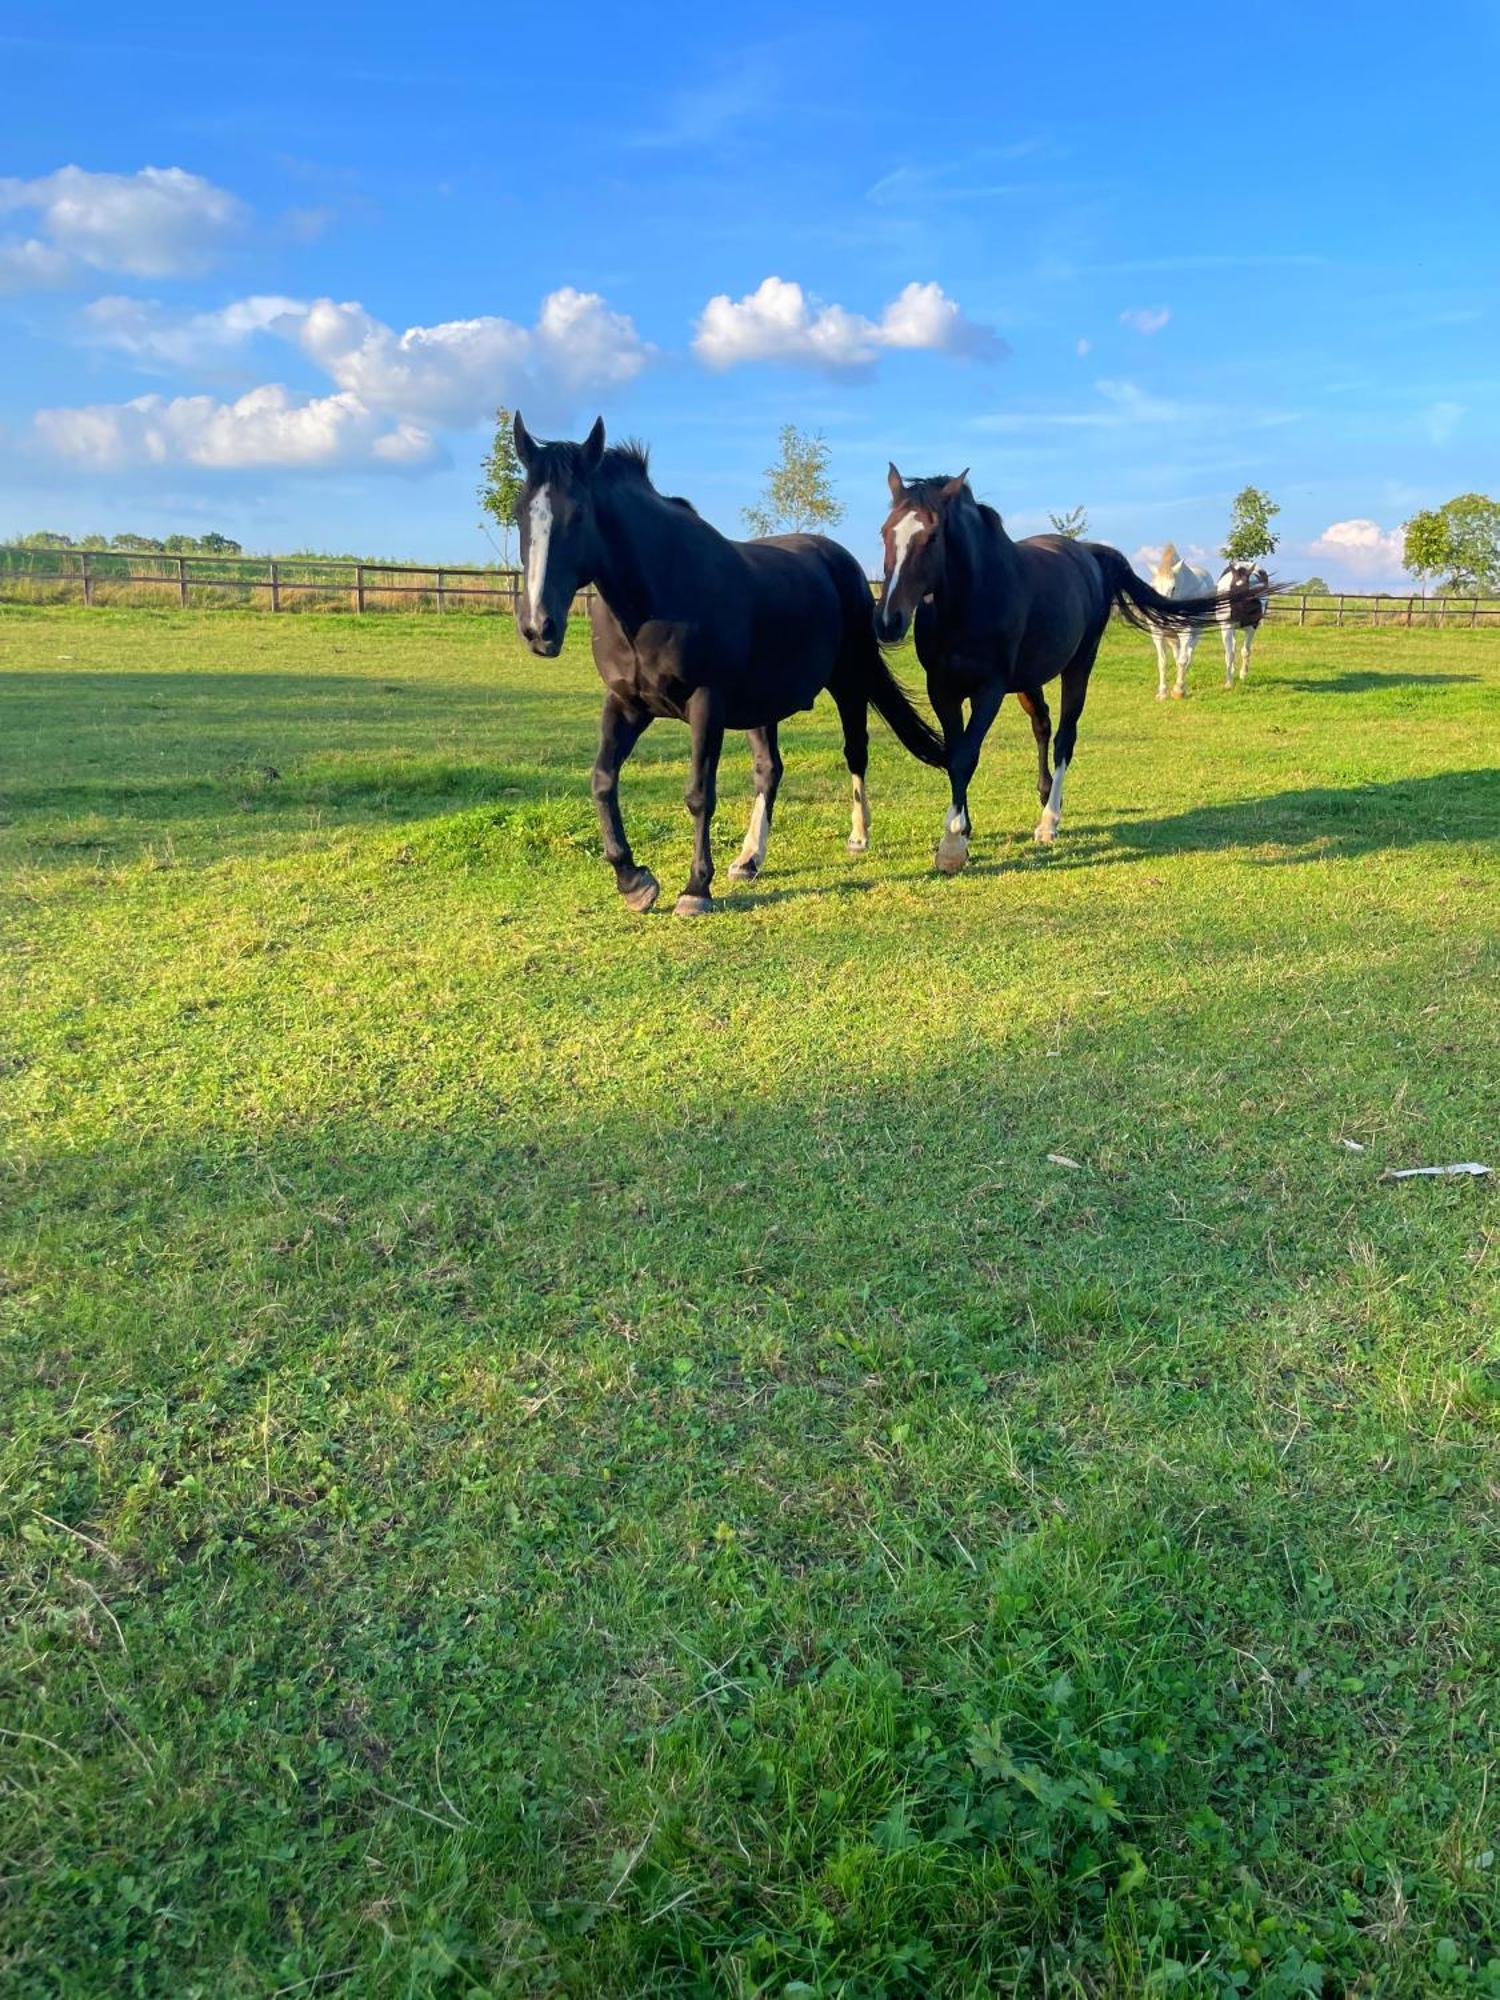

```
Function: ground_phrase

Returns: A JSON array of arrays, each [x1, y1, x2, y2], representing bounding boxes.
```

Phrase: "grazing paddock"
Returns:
[[1, 605, 1497, 1997]]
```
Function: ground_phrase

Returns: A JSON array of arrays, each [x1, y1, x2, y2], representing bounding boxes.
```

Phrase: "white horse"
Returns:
[[1217, 561, 1269, 684], [1147, 543, 1216, 698]]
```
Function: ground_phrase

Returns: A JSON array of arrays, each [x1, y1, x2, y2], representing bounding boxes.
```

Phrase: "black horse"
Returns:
[[876, 465, 1262, 871], [511, 415, 944, 915]]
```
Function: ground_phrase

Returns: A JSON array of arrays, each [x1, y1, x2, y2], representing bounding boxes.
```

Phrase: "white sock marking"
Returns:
[[526, 487, 553, 624], [1039, 758, 1067, 834], [742, 793, 769, 866], [850, 774, 869, 844]]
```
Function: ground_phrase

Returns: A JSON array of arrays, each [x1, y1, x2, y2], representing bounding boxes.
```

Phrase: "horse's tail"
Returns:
[[856, 638, 947, 766], [1091, 543, 1272, 634], [820, 540, 946, 767]]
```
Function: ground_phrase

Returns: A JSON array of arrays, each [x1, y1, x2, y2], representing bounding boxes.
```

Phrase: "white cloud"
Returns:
[[81, 293, 306, 369], [0, 236, 75, 294], [1306, 518, 1407, 583], [0, 166, 246, 284], [42, 285, 649, 469], [693, 275, 1001, 370], [1075, 336, 1092, 356], [1119, 306, 1171, 335], [296, 287, 649, 424], [74, 285, 650, 429], [33, 384, 437, 472]]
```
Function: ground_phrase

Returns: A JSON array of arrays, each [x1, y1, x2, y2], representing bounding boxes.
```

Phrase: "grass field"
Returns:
[[2, 603, 1497, 1998]]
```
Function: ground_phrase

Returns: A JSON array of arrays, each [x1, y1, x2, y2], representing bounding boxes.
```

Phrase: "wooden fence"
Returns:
[[0, 545, 578, 614], [2, 545, 1498, 627]]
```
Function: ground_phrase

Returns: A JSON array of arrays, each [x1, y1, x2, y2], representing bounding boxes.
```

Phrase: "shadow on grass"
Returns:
[[1282, 671, 1480, 695]]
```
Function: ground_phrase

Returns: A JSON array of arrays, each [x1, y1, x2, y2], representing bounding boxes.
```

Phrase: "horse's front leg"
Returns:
[[1153, 629, 1170, 700], [1222, 621, 1236, 686], [676, 684, 725, 916], [934, 683, 1004, 874], [1173, 627, 1196, 699], [592, 696, 658, 911]]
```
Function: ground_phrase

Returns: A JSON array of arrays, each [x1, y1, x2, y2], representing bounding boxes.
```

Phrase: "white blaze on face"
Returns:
[[886, 510, 925, 604], [526, 486, 553, 620]]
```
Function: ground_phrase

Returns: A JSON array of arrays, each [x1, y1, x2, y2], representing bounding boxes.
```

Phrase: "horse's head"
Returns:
[[877, 463, 969, 643], [512, 411, 606, 657], [1152, 541, 1183, 593]]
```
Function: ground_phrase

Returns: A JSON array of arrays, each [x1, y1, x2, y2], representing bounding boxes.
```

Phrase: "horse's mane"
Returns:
[[899, 474, 971, 509], [601, 439, 700, 516], [525, 435, 699, 516]]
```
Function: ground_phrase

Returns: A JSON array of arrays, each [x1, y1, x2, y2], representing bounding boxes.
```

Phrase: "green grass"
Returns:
[[2, 603, 1497, 1998]]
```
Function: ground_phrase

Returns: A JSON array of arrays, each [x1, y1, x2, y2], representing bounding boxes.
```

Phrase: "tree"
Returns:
[[1402, 509, 1450, 594], [478, 407, 524, 564], [1048, 505, 1088, 540], [743, 425, 845, 537], [112, 533, 164, 552], [196, 531, 242, 555], [1223, 486, 1280, 564], [1432, 492, 1500, 594]]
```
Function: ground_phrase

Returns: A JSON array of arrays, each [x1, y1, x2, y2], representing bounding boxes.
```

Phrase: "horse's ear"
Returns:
[[512, 410, 536, 473], [581, 415, 606, 474], [887, 462, 904, 501], [940, 470, 969, 500]]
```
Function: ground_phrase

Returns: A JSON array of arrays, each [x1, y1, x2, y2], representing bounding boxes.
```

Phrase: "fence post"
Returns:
[[437, 567, 446, 614], [1474, 598, 1481, 629], [355, 564, 366, 614], [1406, 595, 1414, 627], [81, 549, 94, 606], [1336, 594, 1345, 627], [270, 560, 280, 613], [177, 555, 188, 608], [1299, 593, 1308, 626]]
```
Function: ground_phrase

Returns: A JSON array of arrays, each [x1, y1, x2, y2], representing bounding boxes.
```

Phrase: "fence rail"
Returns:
[[1262, 590, 1500, 627], [2, 545, 1499, 627], [0, 545, 587, 615]]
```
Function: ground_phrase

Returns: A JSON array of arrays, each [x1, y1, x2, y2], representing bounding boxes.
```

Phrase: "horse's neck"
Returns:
[[591, 485, 712, 634], [939, 501, 1015, 630]]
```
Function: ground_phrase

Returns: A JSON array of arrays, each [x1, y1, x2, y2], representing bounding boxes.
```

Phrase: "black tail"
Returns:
[[858, 642, 946, 766], [1090, 544, 1274, 635]]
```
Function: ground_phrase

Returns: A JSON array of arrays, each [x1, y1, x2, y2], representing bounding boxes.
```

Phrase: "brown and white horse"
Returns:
[[1217, 561, 1269, 684]]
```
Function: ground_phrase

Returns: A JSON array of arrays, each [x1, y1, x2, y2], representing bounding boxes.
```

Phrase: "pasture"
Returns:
[[2, 603, 1497, 1997]]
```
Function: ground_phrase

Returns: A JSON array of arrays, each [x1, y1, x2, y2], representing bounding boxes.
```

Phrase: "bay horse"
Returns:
[[875, 466, 1263, 872], [511, 415, 944, 915]]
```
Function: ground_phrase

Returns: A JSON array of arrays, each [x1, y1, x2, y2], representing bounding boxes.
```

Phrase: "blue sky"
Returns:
[[2, 0, 1496, 583]]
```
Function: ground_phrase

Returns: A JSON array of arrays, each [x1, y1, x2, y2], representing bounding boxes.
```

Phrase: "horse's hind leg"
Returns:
[[1222, 620, 1236, 686], [593, 696, 658, 911], [675, 684, 725, 917], [1035, 645, 1096, 844], [1238, 626, 1254, 682], [728, 724, 783, 883], [1153, 629, 1171, 699], [1014, 686, 1053, 807], [831, 684, 871, 852]]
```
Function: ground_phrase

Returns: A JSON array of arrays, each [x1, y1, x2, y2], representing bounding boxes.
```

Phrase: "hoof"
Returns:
[[726, 857, 759, 882], [1156, 689, 1167, 702], [1170, 687, 1185, 701], [934, 832, 970, 875], [674, 893, 714, 918], [1034, 815, 1060, 845], [846, 834, 869, 854], [622, 871, 660, 914]]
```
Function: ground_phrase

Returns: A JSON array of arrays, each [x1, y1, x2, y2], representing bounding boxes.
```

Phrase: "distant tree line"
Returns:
[[11, 528, 244, 555]]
